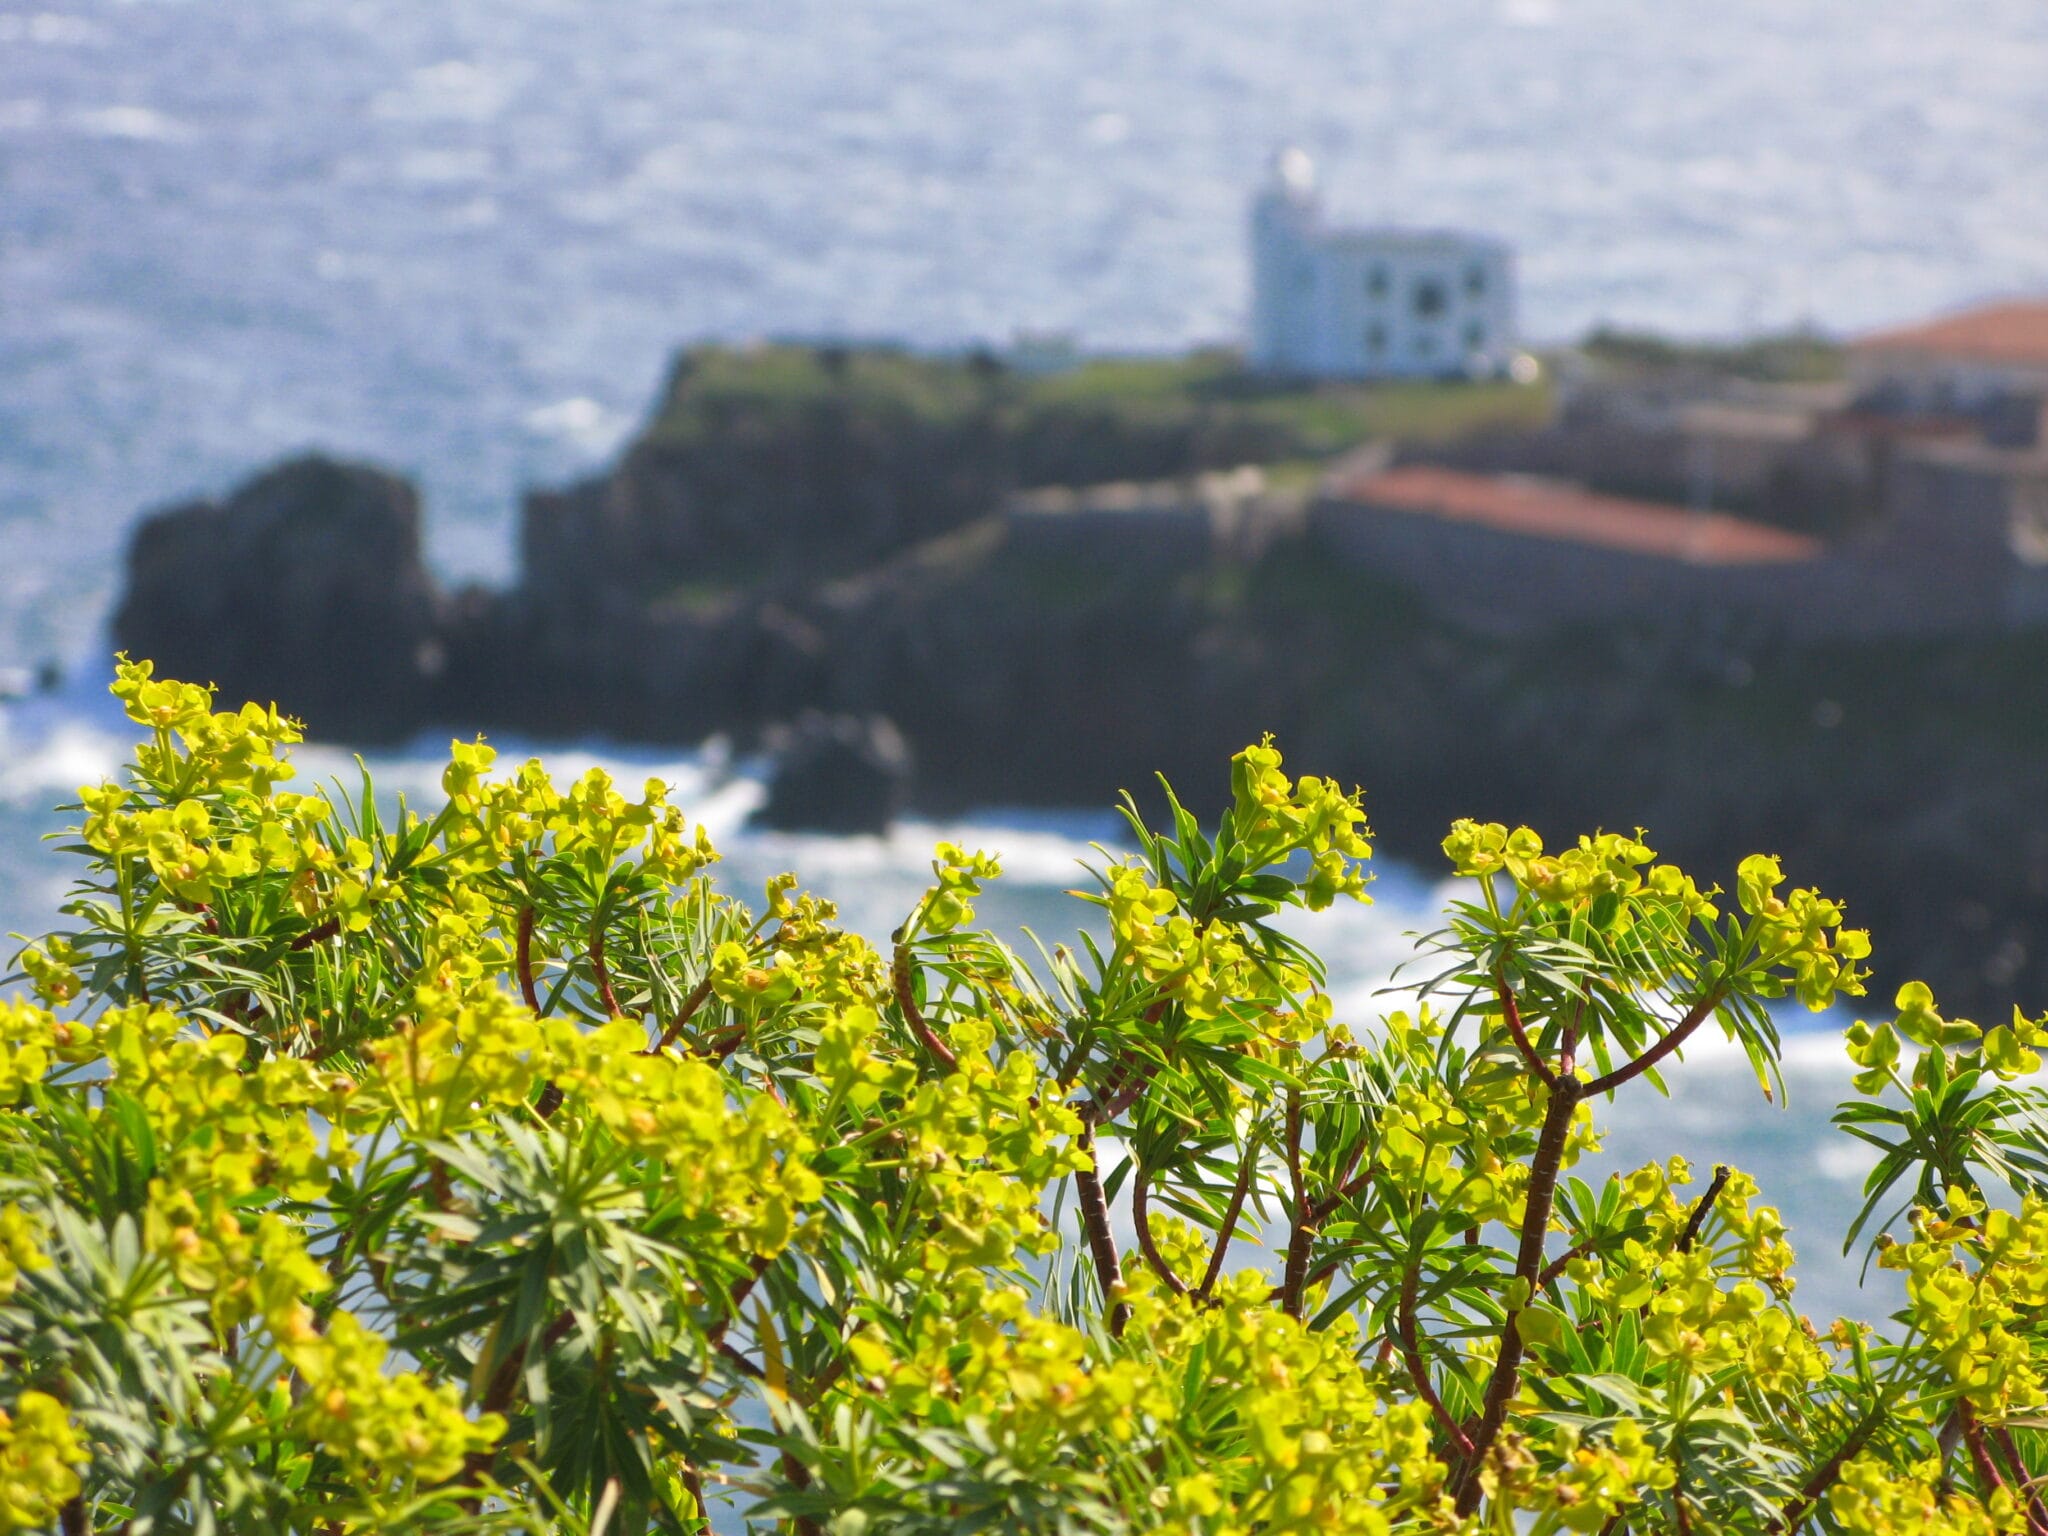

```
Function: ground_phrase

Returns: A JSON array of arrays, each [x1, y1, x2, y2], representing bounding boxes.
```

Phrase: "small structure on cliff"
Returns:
[[1850, 299, 2048, 410], [1003, 465, 1289, 567], [1312, 440, 2048, 639], [1249, 147, 1517, 381], [1311, 464, 1824, 636]]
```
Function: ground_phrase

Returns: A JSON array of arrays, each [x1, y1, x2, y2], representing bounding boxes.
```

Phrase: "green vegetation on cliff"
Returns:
[[639, 342, 1552, 460], [546, 341, 1548, 598], [1575, 325, 1847, 384]]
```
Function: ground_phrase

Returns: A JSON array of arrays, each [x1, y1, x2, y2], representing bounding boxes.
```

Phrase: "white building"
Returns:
[[1250, 147, 1516, 380]]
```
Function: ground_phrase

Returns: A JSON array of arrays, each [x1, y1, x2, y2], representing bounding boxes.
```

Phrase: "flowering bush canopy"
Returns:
[[3, 659, 2048, 1534]]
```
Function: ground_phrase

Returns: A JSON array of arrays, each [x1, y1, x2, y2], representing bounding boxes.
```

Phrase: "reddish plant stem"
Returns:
[[1963, 1404, 2011, 1506], [289, 916, 340, 952], [1558, 988, 1585, 1076], [462, 1308, 579, 1488], [680, 1466, 707, 1534], [1495, 976, 1556, 1085], [1081, 996, 1173, 1123], [715, 1339, 764, 1380], [1067, 997, 1172, 1332], [1322, 1163, 1378, 1216], [1398, 1250, 1476, 1459], [698, 1021, 750, 1061], [588, 922, 622, 1018], [1132, 1168, 1188, 1296], [892, 941, 958, 1073], [777, 1448, 827, 1536], [1677, 1165, 1732, 1254], [1319, 1135, 1366, 1213], [1198, 1147, 1259, 1300], [1073, 1126, 1129, 1335], [514, 906, 542, 1011], [1584, 987, 1728, 1096], [487, 1310, 577, 1411], [1277, 1091, 1314, 1318], [653, 973, 718, 1053], [1536, 1239, 1598, 1293], [1772, 1410, 1885, 1534], [1287, 1165, 1384, 1298], [805, 1351, 851, 1405], [1095, 1057, 1161, 1123], [1452, 1071, 1583, 1513], [1992, 1421, 2048, 1536], [1298, 1253, 1347, 1298], [514, 906, 566, 1117], [705, 1252, 776, 1349]]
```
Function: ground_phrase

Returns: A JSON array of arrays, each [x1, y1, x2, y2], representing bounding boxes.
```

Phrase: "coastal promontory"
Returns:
[[110, 339, 2048, 1018]]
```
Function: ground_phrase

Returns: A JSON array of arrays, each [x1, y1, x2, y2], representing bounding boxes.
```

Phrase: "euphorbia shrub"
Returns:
[[2, 659, 2047, 1534]]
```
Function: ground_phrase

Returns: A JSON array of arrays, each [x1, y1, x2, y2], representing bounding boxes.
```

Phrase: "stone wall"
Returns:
[[1305, 488, 2034, 642], [1002, 467, 1292, 570]]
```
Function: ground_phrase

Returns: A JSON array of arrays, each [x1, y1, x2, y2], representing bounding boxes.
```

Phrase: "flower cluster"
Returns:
[[0, 1208, 46, 1305], [1501, 1420, 1674, 1534], [1228, 737, 1373, 909], [0, 1393, 87, 1535], [282, 1311, 505, 1487], [1829, 1456, 2009, 1536], [1, 666, 2040, 1535], [99, 1002, 357, 1201], [1880, 1190, 2048, 1415], [1736, 853, 1872, 1009]]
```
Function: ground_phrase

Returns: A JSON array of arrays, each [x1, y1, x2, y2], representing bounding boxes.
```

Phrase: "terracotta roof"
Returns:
[[1326, 466, 1822, 565], [1854, 300, 2048, 367]]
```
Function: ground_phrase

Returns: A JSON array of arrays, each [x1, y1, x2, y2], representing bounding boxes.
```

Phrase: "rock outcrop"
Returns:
[[113, 455, 447, 740], [754, 712, 913, 834], [515, 343, 1310, 606]]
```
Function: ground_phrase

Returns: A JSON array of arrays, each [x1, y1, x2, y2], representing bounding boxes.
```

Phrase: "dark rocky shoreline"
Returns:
[[113, 345, 2048, 1020]]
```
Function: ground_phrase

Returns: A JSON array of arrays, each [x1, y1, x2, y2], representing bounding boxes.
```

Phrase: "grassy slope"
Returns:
[[1572, 326, 1848, 385], [636, 343, 1556, 458]]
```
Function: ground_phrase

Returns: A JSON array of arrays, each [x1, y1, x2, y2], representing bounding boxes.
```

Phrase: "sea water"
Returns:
[[6, 0, 2048, 668]]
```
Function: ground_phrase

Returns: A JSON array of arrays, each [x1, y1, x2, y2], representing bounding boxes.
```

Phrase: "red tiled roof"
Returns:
[[1327, 466, 1822, 565], [1854, 300, 2048, 367]]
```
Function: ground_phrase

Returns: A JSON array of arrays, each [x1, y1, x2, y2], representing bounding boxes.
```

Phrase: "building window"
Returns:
[[1463, 320, 1486, 351], [1366, 323, 1387, 353], [1412, 277, 1448, 319], [1465, 265, 1487, 298], [1367, 265, 1389, 298]]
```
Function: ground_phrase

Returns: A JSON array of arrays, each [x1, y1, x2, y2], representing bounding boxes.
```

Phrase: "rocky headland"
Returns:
[[114, 341, 2048, 1018]]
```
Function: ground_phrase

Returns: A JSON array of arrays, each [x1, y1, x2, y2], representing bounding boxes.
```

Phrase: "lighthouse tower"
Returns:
[[1249, 146, 1321, 373]]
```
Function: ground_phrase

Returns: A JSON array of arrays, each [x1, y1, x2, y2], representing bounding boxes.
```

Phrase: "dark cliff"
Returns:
[[113, 455, 446, 740]]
